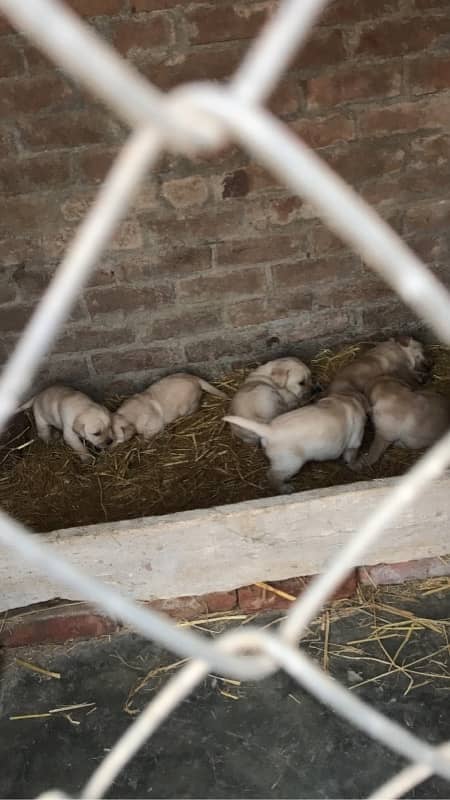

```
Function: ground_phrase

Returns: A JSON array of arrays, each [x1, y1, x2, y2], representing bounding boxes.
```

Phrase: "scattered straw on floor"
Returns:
[[1, 343, 450, 533], [119, 578, 450, 712]]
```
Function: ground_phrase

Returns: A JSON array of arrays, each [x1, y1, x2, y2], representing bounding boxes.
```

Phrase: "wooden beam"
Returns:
[[1, 473, 450, 611]]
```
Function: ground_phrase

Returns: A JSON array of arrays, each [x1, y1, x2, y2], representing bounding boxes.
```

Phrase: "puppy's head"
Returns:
[[112, 412, 136, 445], [73, 406, 114, 450], [270, 358, 312, 401], [395, 335, 431, 381]]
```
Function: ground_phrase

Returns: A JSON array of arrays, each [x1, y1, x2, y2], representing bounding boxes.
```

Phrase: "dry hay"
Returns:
[[121, 577, 450, 713], [1, 343, 450, 534]]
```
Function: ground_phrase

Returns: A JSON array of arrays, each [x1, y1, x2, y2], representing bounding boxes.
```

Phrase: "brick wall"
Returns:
[[1, 0, 450, 394]]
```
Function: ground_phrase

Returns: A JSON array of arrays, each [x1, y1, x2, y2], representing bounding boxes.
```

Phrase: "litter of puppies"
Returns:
[[1, 338, 449, 532]]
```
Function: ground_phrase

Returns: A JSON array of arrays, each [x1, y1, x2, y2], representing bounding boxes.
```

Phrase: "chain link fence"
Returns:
[[1, 1, 450, 797]]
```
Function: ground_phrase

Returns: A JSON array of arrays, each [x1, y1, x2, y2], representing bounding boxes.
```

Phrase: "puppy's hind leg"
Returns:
[[352, 430, 391, 470], [34, 408, 53, 444], [267, 451, 304, 494]]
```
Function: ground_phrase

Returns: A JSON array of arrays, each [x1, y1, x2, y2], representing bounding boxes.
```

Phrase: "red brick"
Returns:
[[86, 284, 175, 315], [162, 176, 209, 208], [55, 327, 135, 353], [0, 304, 34, 334], [76, 146, 120, 183], [272, 257, 351, 289], [405, 231, 449, 262], [185, 330, 269, 362], [121, 246, 212, 280], [92, 344, 182, 374], [146, 595, 208, 620], [22, 43, 55, 73], [315, 276, 392, 308], [413, 0, 450, 7], [359, 557, 450, 586], [353, 16, 450, 58], [362, 302, 420, 334], [0, 12, 12, 34], [0, 40, 24, 78], [141, 42, 245, 88], [18, 110, 120, 151], [222, 169, 250, 199], [237, 572, 357, 612], [205, 590, 237, 613], [147, 206, 248, 246], [359, 96, 450, 138], [292, 113, 354, 148], [226, 298, 270, 327], [408, 54, 450, 95], [0, 195, 62, 234], [269, 77, 302, 117], [1, 608, 119, 648], [0, 152, 72, 194], [132, 0, 183, 7], [294, 27, 346, 70], [177, 268, 266, 302], [403, 198, 450, 233], [326, 138, 406, 184], [149, 307, 221, 339], [187, 4, 270, 45], [0, 75, 73, 116], [110, 220, 143, 251], [217, 236, 300, 267], [12, 263, 49, 296], [306, 62, 401, 108], [320, 0, 399, 24], [0, 126, 18, 159], [67, 0, 124, 15], [112, 15, 171, 55]]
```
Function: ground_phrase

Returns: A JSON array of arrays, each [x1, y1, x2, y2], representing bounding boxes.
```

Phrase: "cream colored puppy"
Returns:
[[19, 385, 114, 461], [113, 372, 227, 443], [224, 392, 367, 493], [229, 357, 312, 444], [357, 376, 450, 467], [329, 336, 430, 397]]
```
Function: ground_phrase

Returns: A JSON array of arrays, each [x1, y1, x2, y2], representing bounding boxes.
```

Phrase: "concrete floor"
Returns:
[[1, 587, 450, 799]]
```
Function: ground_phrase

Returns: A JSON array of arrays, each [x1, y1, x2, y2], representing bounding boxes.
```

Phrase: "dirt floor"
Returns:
[[1, 582, 450, 798], [1, 343, 450, 533]]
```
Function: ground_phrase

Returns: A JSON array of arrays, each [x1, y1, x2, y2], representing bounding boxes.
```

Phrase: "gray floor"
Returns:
[[1, 587, 450, 799]]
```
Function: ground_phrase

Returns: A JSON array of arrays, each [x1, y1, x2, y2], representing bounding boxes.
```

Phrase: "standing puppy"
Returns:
[[224, 391, 367, 493], [19, 385, 114, 462], [229, 357, 312, 444], [113, 373, 227, 443], [329, 337, 430, 397], [358, 376, 450, 467]]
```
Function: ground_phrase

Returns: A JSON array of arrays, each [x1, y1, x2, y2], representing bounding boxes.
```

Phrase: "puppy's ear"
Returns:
[[73, 415, 86, 439], [113, 414, 134, 444], [271, 365, 289, 387]]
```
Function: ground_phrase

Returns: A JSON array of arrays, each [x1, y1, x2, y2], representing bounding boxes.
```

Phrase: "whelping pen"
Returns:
[[0, 0, 450, 797]]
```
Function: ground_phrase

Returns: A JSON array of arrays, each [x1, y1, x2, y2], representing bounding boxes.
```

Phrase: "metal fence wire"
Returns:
[[1, 1, 450, 797]]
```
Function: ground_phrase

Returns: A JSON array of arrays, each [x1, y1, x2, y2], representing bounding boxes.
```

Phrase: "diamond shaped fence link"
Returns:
[[0, 1, 450, 798]]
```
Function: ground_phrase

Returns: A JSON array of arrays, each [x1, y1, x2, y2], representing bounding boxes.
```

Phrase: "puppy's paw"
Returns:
[[349, 455, 368, 472]]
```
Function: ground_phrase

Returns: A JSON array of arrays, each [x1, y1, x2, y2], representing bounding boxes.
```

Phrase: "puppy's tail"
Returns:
[[198, 378, 227, 400], [223, 415, 272, 440]]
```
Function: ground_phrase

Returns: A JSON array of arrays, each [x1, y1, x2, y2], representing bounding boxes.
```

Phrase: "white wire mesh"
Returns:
[[1, 0, 450, 797]]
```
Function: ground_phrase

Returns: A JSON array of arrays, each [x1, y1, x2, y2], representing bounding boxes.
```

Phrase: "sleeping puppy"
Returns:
[[19, 385, 114, 462], [356, 376, 450, 467], [329, 336, 431, 397], [113, 372, 227, 444], [224, 391, 368, 493], [229, 357, 312, 444]]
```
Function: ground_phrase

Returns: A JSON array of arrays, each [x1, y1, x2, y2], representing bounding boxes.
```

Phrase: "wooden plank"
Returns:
[[1, 473, 450, 611]]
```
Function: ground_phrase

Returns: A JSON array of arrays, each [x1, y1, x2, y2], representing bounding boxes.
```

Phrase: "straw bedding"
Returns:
[[1, 343, 449, 534]]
